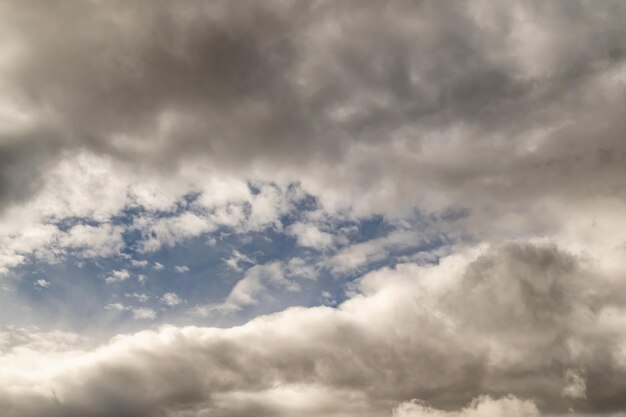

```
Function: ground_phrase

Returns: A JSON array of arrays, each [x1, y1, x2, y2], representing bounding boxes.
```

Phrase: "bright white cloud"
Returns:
[[104, 269, 130, 284], [105, 303, 157, 321], [57, 223, 124, 258]]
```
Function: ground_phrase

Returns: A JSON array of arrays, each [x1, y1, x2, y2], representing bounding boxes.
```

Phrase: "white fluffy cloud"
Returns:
[[104, 269, 131, 284]]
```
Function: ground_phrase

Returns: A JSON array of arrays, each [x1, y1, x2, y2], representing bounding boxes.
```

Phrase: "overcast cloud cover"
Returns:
[[2, 0, 626, 416]]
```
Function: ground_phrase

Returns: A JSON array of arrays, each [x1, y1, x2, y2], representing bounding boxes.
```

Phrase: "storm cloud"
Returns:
[[1, 0, 626, 216]]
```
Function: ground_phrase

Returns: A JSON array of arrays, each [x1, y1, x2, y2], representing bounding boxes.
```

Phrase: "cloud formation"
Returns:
[[393, 396, 540, 417], [1, 0, 626, 219], [2, 243, 626, 416], [2, 1, 626, 416], [2, 0, 626, 273]]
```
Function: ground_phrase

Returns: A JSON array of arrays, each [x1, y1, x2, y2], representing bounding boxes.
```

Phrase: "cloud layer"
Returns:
[[3, 243, 626, 416], [2, 0, 626, 271], [2, 1, 626, 416], [1, 0, 626, 217]]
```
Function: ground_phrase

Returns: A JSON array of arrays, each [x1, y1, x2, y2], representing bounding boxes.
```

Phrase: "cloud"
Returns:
[[104, 303, 157, 321], [2, 1, 626, 416], [104, 303, 126, 312], [221, 261, 298, 312], [1, 0, 625, 234], [57, 223, 124, 258], [130, 260, 148, 268], [2, 243, 626, 416], [288, 222, 334, 249], [33, 279, 50, 289], [223, 250, 255, 272], [125, 293, 150, 303], [174, 265, 190, 274], [104, 269, 131, 284], [161, 292, 183, 307], [3, 7, 624, 273], [285, 257, 317, 281], [562, 369, 587, 400], [392, 396, 540, 417], [135, 212, 217, 253], [131, 307, 156, 320], [326, 228, 436, 275], [0, 219, 124, 274]]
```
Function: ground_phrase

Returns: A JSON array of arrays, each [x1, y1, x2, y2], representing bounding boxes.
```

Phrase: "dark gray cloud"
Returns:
[[1, 0, 626, 216], [2, 243, 626, 416]]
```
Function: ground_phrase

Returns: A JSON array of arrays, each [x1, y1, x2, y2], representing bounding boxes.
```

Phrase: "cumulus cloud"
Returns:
[[57, 223, 125, 258], [285, 257, 317, 281], [161, 292, 183, 307], [1, 243, 626, 416], [288, 222, 334, 249], [130, 260, 149, 268], [0, 219, 125, 274], [104, 269, 131, 284]]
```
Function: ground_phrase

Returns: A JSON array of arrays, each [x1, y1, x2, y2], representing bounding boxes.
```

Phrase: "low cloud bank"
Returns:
[[2, 242, 626, 416]]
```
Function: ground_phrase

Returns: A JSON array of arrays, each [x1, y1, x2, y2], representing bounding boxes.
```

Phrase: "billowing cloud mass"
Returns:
[[1, 0, 626, 416], [3, 244, 626, 416]]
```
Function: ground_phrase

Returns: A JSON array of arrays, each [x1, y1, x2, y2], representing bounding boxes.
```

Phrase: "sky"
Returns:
[[1, 1, 626, 416]]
